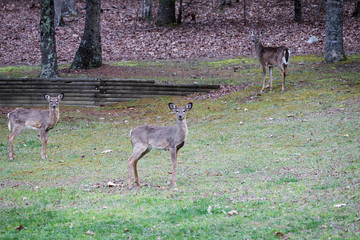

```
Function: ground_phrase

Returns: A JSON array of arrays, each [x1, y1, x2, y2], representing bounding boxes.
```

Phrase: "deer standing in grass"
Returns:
[[249, 30, 290, 93], [128, 102, 193, 189], [7, 94, 64, 160]]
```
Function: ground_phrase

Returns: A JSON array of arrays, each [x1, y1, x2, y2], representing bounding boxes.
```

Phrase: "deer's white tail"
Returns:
[[282, 50, 291, 65]]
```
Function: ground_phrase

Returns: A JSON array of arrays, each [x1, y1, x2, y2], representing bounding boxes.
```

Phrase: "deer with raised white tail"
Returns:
[[127, 102, 193, 189], [7, 94, 64, 160], [249, 30, 290, 93]]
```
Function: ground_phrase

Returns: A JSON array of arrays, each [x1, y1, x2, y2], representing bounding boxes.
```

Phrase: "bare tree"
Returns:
[[325, 0, 345, 62], [142, 0, 153, 21], [71, 0, 102, 69], [54, 0, 77, 26], [294, 0, 302, 22], [40, 0, 58, 78], [156, 0, 176, 26], [352, 1, 360, 18], [221, 0, 232, 6]]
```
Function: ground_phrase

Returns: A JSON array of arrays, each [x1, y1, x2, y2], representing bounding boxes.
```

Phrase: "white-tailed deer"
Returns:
[[7, 94, 64, 160], [128, 102, 193, 189], [249, 30, 290, 93]]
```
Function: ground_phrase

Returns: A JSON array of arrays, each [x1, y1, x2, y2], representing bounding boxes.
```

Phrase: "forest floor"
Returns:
[[0, 0, 360, 69]]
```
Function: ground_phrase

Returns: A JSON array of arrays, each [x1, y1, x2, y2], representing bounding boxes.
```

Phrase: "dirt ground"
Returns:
[[0, 0, 359, 67]]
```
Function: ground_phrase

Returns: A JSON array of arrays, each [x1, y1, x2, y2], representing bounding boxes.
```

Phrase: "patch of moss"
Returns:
[[200, 57, 257, 68], [0, 65, 40, 78]]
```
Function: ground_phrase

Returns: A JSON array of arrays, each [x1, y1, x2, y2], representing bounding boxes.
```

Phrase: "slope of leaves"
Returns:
[[0, 0, 359, 67]]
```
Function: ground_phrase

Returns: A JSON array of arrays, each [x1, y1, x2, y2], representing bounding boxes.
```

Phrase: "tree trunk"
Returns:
[[177, 0, 183, 24], [352, 1, 360, 18], [221, 0, 232, 6], [325, 0, 345, 63], [54, 0, 77, 26], [156, 0, 176, 26], [71, 0, 102, 69], [243, 0, 247, 26], [317, 0, 326, 14], [40, 0, 58, 78], [294, 0, 302, 22], [142, 0, 152, 21], [62, 0, 77, 16]]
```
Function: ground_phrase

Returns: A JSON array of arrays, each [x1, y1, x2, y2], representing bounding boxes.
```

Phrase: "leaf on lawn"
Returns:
[[86, 230, 95, 235], [207, 205, 212, 214], [107, 181, 117, 187], [101, 150, 113, 154], [227, 210, 238, 216], [15, 225, 24, 231], [274, 231, 285, 237], [334, 203, 346, 208]]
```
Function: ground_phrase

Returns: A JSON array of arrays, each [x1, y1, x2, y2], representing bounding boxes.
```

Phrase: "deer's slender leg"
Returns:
[[281, 64, 287, 92], [170, 148, 178, 188], [260, 65, 267, 93], [40, 129, 49, 159], [268, 66, 273, 91], [8, 126, 25, 161], [128, 145, 150, 188]]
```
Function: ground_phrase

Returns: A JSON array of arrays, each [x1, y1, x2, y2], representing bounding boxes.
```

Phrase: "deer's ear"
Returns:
[[168, 103, 176, 111], [44, 94, 51, 101], [58, 93, 64, 100], [185, 102, 193, 111], [249, 30, 254, 36]]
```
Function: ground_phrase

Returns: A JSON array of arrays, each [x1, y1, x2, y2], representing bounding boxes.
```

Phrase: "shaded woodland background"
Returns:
[[0, 0, 359, 67]]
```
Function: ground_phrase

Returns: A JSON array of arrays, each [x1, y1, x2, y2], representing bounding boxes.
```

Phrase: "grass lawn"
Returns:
[[0, 55, 359, 239]]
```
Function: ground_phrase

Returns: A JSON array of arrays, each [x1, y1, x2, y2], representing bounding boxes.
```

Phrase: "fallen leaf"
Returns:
[[86, 230, 95, 235], [207, 205, 212, 214], [274, 231, 285, 237], [107, 181, 116, 187], [15, 225, 24, 231], [334, 203, 346, 208], [101, 150, 113, 154], [227, 210, 238, 216]]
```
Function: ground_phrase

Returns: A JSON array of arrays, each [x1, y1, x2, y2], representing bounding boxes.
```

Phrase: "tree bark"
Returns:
[[294, 0, 302, 22], [221, 0, 232, 6], [142, 0, 152, 21], [54, 0, 63, 26], [40, 0, 58, 78], [62, 0, 77, 16], [177, 0, 183, 24], [352, 1, 360, 18], [325, 0, 345, 63], [243, 0, 247, 26], [156, 0, 176, 26], [71, 0, 102, 69]]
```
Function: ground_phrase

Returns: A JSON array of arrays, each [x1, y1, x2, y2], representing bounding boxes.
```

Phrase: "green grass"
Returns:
[[0, 55, 359, 239]]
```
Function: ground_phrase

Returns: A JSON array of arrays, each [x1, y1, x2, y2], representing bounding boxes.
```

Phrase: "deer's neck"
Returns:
[[48, 108, 60, 129], [254, 41, 264, 58], [175, 119, 188, 142]]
